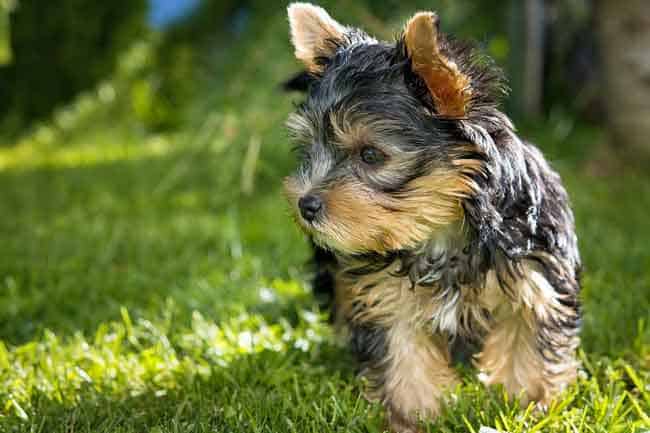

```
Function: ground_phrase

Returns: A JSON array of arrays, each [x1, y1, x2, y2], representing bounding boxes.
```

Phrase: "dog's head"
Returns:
[[284, 3, 508, 255]]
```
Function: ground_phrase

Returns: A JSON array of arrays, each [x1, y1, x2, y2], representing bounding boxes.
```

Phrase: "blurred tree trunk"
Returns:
[[597, 0, 650, 159], [522, 0, 544, 117], [509, 0, 545, 119], [0, 0, 15, 65]]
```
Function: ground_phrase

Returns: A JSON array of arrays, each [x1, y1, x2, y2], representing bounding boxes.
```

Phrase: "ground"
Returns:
[[0, 2, 649, 432]]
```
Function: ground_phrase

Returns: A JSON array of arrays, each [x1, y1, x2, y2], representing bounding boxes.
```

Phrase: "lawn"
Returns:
[[0, 2, 649, 432]]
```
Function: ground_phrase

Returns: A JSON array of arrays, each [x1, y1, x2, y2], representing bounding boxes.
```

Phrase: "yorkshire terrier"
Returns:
[[283, 3, 581, 432]]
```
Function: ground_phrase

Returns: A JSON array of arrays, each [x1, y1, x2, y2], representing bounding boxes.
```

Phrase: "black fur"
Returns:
[[310, 241, 337, 312], [282, 71, 316, 92]]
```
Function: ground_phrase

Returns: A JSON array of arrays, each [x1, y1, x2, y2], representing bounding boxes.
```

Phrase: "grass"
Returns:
[[0, 1, 649, 432]]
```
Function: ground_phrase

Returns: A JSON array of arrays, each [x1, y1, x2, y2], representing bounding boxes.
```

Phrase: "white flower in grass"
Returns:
[[237, 331, 253, 351], [259, 287, 276, 302]]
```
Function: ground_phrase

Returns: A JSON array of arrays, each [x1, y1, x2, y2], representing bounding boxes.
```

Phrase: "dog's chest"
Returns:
[[336, 263, 504, 337]]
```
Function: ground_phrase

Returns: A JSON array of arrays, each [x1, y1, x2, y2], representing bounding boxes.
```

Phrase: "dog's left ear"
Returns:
[[403, 12, 472, 118], [288, 3, 347, 73]]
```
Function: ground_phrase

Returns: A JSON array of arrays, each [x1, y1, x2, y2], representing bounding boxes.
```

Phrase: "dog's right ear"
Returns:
[[288, 3, 347, 73]]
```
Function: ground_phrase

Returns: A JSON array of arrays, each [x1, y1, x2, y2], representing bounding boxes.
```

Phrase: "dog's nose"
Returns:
[[298, 194, 323, 222]]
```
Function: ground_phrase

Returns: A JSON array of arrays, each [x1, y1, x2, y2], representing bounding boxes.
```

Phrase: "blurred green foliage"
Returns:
[[0, 0, 600, 138], [0, 0, 245, 134], [124, 0, 241, 130], [0, 0, 147, 132]]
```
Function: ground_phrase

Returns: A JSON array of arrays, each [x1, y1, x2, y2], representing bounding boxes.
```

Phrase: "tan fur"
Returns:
[[329, 111, 376, 151], [337, 262, 427, 327], [404, 12, 472, 118], [287, 3, 346, 73], [320, 171, 470, 254], [328, 111, 413, 153], [475, 263, 580, 406], [336, 265, 458, 432], [337, 257, 492, 335], [383, 325, 458, 431]]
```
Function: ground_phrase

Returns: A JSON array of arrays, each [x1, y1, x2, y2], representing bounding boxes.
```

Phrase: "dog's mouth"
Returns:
[[309, 229, 351, 254], [292, 213, 328, 243], [289, 207, 353, 253]]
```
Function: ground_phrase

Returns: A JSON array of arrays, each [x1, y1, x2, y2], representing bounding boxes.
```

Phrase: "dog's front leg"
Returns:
[[351, 321, 459, 433], [476, 263, 580, 407]]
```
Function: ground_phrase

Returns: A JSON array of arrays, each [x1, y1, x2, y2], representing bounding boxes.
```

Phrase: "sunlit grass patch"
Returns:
[[0, 301, 331, 421], [0, 131, 174, 171], [1, 314, 648, 432]]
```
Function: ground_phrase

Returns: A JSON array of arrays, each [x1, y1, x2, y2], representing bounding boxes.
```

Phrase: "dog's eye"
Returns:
[[360, 146, 385, 166]]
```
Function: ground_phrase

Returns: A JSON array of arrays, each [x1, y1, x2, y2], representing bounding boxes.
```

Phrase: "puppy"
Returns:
[[283, 4, 581, 431]]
